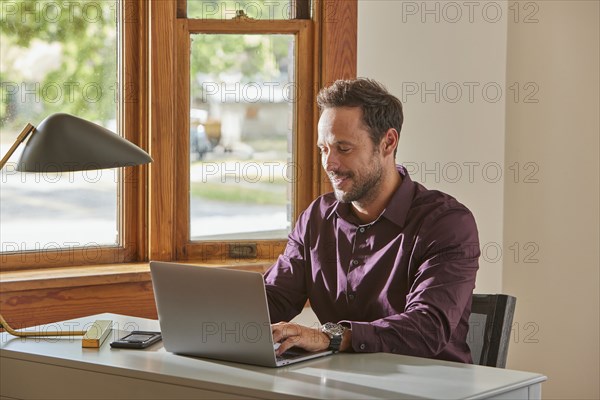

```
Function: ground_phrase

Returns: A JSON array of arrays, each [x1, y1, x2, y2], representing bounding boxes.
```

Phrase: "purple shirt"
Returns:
[[264, 165, 480, 363]]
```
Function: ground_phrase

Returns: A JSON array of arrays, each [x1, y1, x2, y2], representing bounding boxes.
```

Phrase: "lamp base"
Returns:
[[82, 320, 113, 348]]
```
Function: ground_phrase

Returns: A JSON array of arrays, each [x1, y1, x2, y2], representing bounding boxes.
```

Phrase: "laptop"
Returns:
[[149, 261, 333, 367]]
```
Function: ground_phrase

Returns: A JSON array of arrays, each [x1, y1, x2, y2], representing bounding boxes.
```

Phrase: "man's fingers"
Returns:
[[272, 323, 301, 341], [272, 322, 291, 343], [272, 323, 331, 354], [275, 338, 297, 356], [272, 323, 303, 354]]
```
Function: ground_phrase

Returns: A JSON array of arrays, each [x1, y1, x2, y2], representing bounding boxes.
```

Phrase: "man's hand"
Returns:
[[271, 322, 330, 356]]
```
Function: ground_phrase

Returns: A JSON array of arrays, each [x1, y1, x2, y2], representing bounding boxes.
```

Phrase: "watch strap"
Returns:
[[321, 322, 345, 352], [327, 333, 343, 352]]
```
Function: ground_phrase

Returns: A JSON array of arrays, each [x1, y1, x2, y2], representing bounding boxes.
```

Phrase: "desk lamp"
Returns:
[[0, 113, 152, 347]]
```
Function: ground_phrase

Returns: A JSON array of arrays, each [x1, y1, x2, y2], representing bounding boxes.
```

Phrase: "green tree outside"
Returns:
[[0, 0, 117, 133]]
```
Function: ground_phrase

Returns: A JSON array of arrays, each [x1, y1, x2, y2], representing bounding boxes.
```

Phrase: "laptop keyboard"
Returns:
[[275, 346, 309, 362]]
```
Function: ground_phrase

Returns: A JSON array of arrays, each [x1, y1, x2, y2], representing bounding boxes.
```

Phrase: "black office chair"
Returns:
[[467, 294, 516, 368]]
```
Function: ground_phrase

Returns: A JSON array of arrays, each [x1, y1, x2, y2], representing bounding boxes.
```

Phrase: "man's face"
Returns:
[[317, 107, 384, 204]]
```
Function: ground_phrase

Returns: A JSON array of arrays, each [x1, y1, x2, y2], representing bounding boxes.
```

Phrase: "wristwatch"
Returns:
[[321, 322, 346, 352]]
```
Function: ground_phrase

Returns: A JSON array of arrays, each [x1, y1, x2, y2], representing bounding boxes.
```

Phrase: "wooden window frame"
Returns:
[[174, 18, 314, 262], [0, 0, 149, 272]]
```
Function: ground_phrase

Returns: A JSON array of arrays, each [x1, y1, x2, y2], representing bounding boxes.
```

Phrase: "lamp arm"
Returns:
[[0, 125, 89, 337], [0, 123, 36, 170], [0, 313, 87, 337]]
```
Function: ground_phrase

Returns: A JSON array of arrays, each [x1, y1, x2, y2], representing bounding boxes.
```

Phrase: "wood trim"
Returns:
[[0, 281, 157, 330], [174, 19, 190, 259], [177, 0, 187, 18], [320, 0, 357, 84], [149, 0, 177, 261], [312, 0, 324, 200], [123, 0, 150, 263], [0, 264, 151, 292], [316, 0, 357, 195], [295, 18, 317, 213], [178, 241, 287, 264]]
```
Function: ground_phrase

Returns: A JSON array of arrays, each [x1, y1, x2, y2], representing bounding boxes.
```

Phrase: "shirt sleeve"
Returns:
[[343, 208, 480, 357], [264, 215, 310, 323]]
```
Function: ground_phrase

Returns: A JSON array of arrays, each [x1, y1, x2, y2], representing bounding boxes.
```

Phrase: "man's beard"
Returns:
[[329, 159, 384, 204]]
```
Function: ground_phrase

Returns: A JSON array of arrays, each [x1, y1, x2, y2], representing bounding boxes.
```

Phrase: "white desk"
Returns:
[[0, 313, 546, 399]]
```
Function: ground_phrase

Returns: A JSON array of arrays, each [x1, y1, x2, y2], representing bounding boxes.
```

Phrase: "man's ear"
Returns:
[[382, 128, 399, 155]]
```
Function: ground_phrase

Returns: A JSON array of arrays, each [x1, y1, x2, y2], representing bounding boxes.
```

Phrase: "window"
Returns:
[[0, 0, 146, 270], [166, 0, 318, 263], [0, 0, 356, 271]]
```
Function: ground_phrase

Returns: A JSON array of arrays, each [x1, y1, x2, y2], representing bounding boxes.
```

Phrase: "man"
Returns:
[[266, 78, 480, 363]]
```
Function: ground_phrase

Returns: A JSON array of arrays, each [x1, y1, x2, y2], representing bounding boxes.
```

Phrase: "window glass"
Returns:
[[189, 34, 294, 240], [0, 0, 119, 252]]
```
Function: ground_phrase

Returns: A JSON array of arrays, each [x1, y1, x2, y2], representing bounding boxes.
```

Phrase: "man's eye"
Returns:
[[339, 148, 350, 153]]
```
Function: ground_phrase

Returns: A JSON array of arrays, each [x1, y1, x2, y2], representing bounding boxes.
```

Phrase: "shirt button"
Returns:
[[360, 344, 366, 350], [348, 294, 355, 301], [359, 227, 365, 233], [351, 260, 359, 266]]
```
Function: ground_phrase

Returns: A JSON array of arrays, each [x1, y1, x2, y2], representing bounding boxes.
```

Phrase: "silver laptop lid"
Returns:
[[150, 261, 277, 367]]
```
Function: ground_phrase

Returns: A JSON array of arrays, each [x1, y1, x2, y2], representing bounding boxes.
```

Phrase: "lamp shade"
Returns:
[[16, 113, 152, 172]]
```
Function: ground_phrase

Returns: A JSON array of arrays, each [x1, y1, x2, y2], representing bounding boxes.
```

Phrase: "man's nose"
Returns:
[[322, 151, 339, 172]]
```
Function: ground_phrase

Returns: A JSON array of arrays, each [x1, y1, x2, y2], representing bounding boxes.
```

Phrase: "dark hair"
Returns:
[[317, 78, 403, 153]]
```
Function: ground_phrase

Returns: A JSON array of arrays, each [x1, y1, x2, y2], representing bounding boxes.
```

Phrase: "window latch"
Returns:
[[232, 10, 254, 21]]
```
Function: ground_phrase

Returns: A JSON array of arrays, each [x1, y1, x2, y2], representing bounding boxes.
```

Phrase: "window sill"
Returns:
[[0, 260, 274, 292]]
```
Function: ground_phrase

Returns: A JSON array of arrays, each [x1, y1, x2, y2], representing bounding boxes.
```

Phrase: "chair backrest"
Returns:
[[467, 294, 516, 368]]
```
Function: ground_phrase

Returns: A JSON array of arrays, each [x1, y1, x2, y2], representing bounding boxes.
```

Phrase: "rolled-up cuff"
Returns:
[[339, 320, 381, 353]]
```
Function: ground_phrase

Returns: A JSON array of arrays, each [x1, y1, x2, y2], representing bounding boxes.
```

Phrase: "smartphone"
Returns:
[[110, 331, 162, 349]]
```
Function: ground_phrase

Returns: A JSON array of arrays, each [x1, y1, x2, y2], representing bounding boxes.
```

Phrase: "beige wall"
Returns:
[[358, 0, 508, 295], [358, 1, 599, 398], [504, 1, 600, 399]]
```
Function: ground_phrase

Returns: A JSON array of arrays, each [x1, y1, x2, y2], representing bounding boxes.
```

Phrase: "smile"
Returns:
[[329, 174, 349, 188]]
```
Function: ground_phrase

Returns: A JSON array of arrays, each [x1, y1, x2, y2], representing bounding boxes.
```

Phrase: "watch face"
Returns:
[[323, 322, 345, 336]]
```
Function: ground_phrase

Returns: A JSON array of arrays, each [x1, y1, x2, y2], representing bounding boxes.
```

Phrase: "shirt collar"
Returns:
[[382, 164, 415, 228], [325, 164, 416, 228]]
